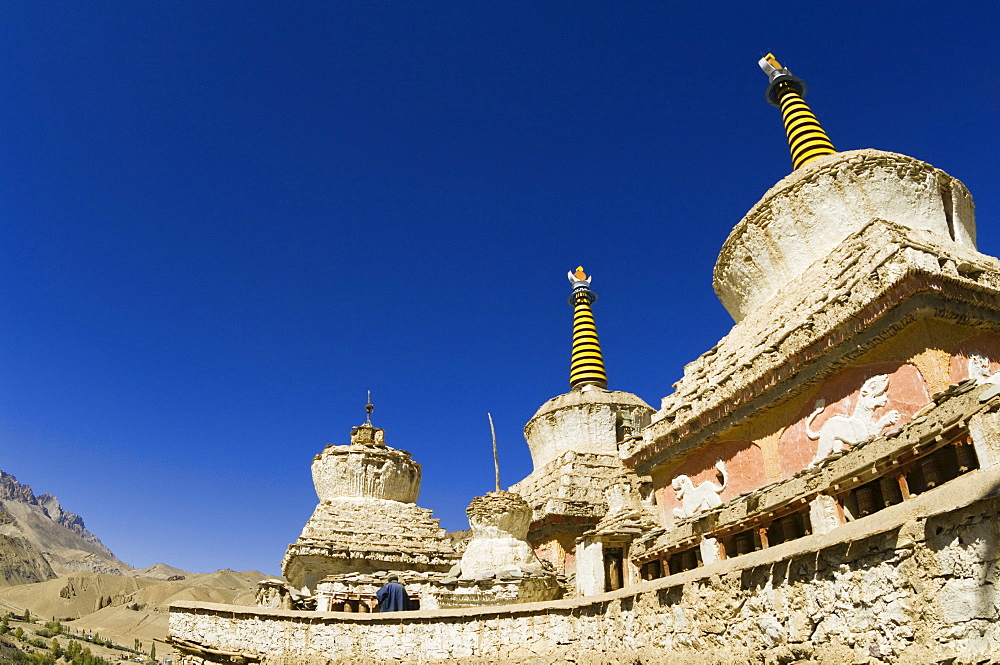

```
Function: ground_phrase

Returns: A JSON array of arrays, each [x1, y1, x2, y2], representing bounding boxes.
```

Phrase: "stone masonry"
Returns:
[[172, 462, 1000, 664], [434, 491, 560, 608]]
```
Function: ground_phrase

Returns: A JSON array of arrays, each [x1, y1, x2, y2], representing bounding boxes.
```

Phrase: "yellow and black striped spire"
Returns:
[[759, 53, 836, 170], [567, 266, 607, 390]]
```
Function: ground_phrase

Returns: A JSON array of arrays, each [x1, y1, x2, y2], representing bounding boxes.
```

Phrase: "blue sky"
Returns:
[[2, 3, 998, 575]]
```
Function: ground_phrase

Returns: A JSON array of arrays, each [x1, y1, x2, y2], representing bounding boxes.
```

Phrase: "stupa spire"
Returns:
[[759, 53, 836, 170], [567, 266, 607, 390]]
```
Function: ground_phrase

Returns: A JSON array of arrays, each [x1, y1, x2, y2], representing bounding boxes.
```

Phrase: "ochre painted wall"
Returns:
[[650, 320, 1000, 519]]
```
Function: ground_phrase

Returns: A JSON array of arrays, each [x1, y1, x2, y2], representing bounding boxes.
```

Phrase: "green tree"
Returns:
[[1, 614, 9, 634], [22, 609, 30, 623], [51, 637, 63, 660], [149, 643, 155, 662], [14, 626, 24, 640]]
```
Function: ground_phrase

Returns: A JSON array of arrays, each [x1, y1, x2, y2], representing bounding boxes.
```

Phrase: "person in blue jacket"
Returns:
[[375, 574, 411, 612]]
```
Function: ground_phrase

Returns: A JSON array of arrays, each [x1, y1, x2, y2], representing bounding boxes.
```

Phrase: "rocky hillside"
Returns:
[[0, 471, 132, 578], [0, 533, 56, 586]]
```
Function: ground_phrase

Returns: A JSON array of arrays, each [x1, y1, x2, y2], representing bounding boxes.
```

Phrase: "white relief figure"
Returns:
[[968, 354, 1000, 385], [805, 374, 899, 468], [372, 458, 394, 498], [671, 460, 728, 519]]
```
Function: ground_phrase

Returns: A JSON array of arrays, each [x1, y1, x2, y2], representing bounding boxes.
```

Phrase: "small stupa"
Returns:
[[510, 267, 655, 578], [281, 398, 457, 595], [435, 490, 560, 608]]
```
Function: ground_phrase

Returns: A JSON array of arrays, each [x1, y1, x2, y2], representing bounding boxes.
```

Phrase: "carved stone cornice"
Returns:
[[625, 219, 1000, 475]]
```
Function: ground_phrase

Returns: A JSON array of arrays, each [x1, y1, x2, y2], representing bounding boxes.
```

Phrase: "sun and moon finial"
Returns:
[[365, 390, 374, 426], [567, 265, 592, 291]]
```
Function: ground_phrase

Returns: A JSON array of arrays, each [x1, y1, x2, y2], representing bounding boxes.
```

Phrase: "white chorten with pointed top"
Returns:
[[281, 400, 457, 592]]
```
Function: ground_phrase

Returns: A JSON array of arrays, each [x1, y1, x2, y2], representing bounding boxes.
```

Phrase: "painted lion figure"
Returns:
[[671, 460, 728, 518], [805, 373, 899, 468]]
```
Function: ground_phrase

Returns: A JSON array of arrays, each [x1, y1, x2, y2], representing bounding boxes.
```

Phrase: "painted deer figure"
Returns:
[[671, 460, 728, 518], [805, 374, 899, 468]]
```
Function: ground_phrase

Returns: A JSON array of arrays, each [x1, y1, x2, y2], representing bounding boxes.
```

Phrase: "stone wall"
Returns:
[[510, 450, 620, 519], [172, 465, 1000, 665]]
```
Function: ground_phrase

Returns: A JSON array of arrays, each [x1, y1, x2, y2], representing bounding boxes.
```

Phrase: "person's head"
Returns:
[[387, 575, 399, 582]]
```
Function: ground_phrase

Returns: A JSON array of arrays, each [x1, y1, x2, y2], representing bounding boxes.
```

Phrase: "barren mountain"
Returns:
[[0, 471, 132, 577]]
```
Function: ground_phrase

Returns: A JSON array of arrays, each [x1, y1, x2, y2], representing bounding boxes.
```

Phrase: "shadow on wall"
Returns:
[[924, 476, 1000, 628]]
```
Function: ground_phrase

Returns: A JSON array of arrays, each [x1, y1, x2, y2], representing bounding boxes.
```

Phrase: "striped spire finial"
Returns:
[[567, 266, 607, 390], [759, 54, 836, 170]]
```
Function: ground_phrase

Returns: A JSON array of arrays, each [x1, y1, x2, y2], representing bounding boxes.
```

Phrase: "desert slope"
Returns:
[[0, 569, 266, 646], [126, 562, 191, 580], [0, 471, 131, 575]]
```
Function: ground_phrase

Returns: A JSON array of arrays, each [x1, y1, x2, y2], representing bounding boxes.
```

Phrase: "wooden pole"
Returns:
[[488, 413, 500, 492]]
